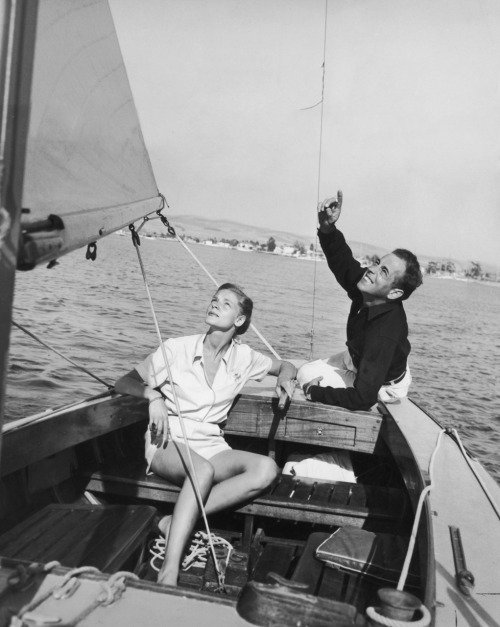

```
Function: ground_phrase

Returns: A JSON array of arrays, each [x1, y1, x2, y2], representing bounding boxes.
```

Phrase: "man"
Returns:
[[300, 191, 423, 411]]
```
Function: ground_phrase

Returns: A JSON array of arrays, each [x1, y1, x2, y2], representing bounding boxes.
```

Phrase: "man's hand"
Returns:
[[317, 191, 343, 233], [302, 376, 323, 400]]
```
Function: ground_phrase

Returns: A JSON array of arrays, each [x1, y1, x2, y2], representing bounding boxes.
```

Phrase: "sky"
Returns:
[[109, 0, 500, 267]]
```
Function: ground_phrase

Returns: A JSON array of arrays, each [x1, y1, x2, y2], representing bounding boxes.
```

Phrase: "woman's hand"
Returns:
[[115, 369, 169, 447], [148, 395, 169, 448], [276, 376, 296, 409], [268, 360, 297, 409]]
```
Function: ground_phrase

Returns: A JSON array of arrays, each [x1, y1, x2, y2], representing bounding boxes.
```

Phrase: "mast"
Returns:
[[0, 0, 39, 462]]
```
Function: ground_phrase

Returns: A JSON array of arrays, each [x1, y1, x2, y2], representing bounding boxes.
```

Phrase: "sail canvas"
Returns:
[[20, 0, 160, 267]]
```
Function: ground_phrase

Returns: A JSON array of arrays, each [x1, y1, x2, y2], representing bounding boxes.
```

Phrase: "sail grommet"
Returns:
[[85, 242, 97, 261]]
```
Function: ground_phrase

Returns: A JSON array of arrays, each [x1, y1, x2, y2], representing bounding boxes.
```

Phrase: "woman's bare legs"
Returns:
[[150, 443, 279, 586], [151, 442, 214, 585]]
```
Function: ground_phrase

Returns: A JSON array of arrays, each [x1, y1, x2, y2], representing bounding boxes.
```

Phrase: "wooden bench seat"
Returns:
[[0, 504, 157, 574], [83, 462, 408, 542]]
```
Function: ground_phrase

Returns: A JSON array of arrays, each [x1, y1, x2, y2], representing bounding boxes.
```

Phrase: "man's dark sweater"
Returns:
[[308, 227, 410, 410]]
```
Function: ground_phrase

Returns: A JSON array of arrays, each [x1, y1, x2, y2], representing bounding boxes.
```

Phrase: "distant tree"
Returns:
[[267, 237, 276, 252], [229, 238, 239, 247], [466, 261, 482, 279], [426, 261, 438, 274], [309, 243, 314, 251], [445, 261, 456, 274], [293, 240, 306, 255]]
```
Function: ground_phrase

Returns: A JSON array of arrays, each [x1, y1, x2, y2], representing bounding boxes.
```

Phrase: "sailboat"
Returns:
[[1, 1, 500, 625]]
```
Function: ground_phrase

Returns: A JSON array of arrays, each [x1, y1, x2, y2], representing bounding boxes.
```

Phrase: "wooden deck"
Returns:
[[0, 504, 156, 573]]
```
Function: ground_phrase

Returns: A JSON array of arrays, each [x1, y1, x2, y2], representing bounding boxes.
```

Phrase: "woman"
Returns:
[[115, 283, 296, 586]]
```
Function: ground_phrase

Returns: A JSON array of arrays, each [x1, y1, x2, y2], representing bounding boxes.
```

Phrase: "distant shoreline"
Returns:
[[426, 273, 500, 288], [121, 231, 500, 283]]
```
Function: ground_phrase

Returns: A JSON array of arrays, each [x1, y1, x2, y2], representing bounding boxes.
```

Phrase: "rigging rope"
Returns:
[[129, 224, 225, 592], [397, 428, 445, 591], [174, 233, 281, 359], [309, 0, 329, 360], [138, 200, 281, 360], [11, 320, 113, 389], [364, 424, 445, 626]]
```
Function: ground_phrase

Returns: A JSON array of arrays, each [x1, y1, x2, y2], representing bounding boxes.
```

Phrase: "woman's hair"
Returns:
[[217, 282, 253, 335]]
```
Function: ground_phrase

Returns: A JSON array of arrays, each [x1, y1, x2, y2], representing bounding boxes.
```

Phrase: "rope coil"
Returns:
[[366, 604, 431, 627], [149, 531, 233, 576]]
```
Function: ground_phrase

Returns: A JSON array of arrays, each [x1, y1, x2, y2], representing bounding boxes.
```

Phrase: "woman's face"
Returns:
[[205, 289, 244, 332]]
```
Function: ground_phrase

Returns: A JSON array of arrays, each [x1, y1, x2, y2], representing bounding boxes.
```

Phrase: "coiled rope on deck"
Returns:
[[13, 565, 140, 626], [365, 604, 431, 627]]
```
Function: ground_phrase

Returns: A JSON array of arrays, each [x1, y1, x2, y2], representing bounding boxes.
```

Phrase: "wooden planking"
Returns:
[[0, 504, 156, 573], [291, 531, 383, 610], [251, 539, 299, 582], [85, 464, 407, 530], [226, 393, 382, 454], [1, 394, 146, 477], [2, 383, 382, 480], [291, 532, 328, 595]]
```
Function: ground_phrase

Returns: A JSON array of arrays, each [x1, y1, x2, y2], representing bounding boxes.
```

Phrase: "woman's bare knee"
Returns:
[[192, 458, 215, 491], [253, 456, 279, 491]]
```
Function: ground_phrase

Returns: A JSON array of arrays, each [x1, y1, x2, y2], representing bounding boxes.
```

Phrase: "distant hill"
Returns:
[[144, 213, 496, 274], [146, 213, 388, 258]]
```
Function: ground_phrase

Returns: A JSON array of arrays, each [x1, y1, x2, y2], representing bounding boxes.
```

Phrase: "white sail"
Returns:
[[19, 0, 160, 269]]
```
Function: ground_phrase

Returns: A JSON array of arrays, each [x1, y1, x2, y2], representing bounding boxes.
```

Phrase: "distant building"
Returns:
[[236, 243, 254, 252], [275, 245, 295, 256]]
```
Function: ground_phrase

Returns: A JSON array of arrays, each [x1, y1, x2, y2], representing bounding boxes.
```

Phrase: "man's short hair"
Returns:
[[392, 249, 423, 301]]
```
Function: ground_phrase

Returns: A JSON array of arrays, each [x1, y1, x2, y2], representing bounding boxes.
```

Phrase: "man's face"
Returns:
[[357, 253, 406, 302]]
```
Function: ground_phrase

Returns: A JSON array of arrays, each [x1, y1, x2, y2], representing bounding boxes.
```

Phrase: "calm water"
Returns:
[[5, 234, 500, 482]]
